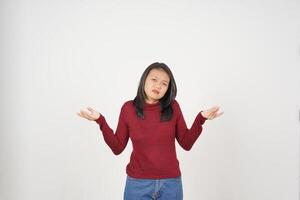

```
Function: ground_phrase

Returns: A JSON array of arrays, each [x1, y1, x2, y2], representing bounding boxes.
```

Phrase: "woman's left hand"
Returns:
[[201, 106, 224, 120]]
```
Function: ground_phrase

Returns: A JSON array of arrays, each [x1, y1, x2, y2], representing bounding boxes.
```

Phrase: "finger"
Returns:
[[83, 113, 94, 120], [79, 110, 85, 117], [211, 111, 224, 119], [78, 112, 90, 120], [212, 112, 218, 119], [210, 106, 220, 112], [80, 110, 87, 116], [208, 108, 218, 116], [212, 109, 221, 115], [207, 111, 215, 120], [211, 113, 217, 119], [87, 107, 94, 112], [81, 110, 92, 119], [216, 111, 224, 118], [208, 109, 220, 119]]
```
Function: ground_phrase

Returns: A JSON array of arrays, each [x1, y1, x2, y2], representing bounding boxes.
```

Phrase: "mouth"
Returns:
[[152, 89, 159, 95]]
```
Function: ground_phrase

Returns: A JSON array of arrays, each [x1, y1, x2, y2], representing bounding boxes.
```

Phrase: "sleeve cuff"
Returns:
[[198, 111, 207, 125], [95, 114, 105, 125]]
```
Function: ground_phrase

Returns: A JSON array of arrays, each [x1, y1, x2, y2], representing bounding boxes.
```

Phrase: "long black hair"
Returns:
[[133, 62, 177, 121]]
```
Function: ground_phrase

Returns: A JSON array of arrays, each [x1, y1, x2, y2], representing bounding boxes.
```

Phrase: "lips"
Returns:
[[152, 89, 159, 94]]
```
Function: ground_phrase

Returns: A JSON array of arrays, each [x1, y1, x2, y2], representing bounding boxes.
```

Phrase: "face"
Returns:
[[144, 68, 170, 103]]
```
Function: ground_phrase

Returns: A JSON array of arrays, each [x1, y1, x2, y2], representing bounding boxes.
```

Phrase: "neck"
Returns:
[[145, 98, 159, 104]]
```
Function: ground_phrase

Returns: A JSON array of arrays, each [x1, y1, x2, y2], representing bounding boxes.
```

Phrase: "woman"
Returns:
[[77, 62, 223, 200]]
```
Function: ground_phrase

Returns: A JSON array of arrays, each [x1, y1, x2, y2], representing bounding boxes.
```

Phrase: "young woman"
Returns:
[[77, 62, 223, 200]]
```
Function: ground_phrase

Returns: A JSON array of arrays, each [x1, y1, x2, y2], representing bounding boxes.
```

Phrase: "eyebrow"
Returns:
[[152, 75, 169, 83]]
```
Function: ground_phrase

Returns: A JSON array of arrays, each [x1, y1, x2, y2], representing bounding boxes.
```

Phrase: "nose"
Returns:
[[155, 85, 162, 90], [155, 83, 163, 89]]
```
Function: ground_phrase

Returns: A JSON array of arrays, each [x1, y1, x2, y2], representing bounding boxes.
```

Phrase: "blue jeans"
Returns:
[[123, 175, 183, 200]]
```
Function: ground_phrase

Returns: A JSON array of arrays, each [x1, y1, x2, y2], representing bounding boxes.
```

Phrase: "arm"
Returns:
[[95, 103, 129, 155], [174, 101, 207, 151]]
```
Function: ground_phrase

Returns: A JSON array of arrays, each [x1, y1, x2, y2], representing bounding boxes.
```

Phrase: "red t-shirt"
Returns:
[[95, 99, 207, 179]]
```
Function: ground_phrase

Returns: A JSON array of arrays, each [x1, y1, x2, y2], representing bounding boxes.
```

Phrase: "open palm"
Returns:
[[201, 106, 224, 120], [77, 107, 100, 121]]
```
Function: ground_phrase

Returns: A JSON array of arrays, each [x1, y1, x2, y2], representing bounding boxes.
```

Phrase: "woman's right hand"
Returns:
[[77, 107, 101, 121]]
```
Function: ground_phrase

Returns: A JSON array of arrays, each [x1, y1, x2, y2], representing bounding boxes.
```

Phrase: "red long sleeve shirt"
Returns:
[[95, 99, 207, 179]]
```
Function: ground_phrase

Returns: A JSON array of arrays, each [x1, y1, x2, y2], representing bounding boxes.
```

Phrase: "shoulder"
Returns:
[[171, 99, 179, 107], [121, 99, 135, 110], [123, 99, 134, 106], [170, 99, 181, 113]]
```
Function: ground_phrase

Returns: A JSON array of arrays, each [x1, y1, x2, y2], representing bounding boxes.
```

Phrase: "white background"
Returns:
[[1, 0, 300, 199]]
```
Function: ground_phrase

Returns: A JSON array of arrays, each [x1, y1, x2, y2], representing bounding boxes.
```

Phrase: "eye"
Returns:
[[152, 78, 157, 81]]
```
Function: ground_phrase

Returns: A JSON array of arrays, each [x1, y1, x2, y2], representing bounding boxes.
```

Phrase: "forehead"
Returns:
[[148, 68, 170, 82]]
